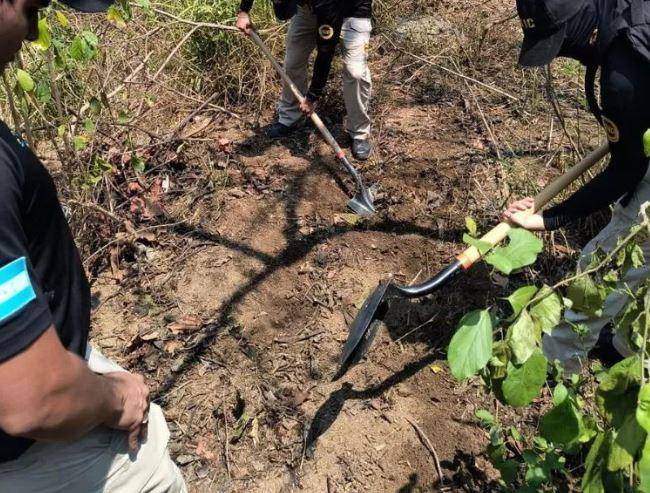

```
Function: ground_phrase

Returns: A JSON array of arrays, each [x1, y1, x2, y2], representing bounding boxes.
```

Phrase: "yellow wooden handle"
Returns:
[[457, 222, 512, 269]]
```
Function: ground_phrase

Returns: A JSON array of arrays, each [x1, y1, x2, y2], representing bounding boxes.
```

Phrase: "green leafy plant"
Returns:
[[449, 205, 650, 491]]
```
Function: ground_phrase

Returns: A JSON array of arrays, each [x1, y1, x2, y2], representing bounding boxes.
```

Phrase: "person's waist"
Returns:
[[298, 0, 372, 18]]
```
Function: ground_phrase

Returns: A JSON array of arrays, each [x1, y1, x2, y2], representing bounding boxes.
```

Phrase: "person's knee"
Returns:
[[147, 455, 187, 493], [344, 60, 368, 81]]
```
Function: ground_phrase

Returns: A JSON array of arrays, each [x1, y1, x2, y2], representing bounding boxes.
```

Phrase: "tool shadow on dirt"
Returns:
[[152, 150, 465, 403], [234, 122, 363, 203], [304, 270, 495, 453]]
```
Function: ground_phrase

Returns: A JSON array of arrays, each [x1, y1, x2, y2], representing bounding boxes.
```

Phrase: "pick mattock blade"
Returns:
[[337, 282, 393, 377]]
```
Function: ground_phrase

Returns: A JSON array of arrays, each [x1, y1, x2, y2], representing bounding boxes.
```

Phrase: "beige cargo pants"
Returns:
[[279, 5, 373, 141], [543, 174, 650, 375], [0, 347, 187, 493]]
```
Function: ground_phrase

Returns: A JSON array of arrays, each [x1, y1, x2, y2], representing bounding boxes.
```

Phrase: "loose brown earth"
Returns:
[[85, 3, 602, 492]]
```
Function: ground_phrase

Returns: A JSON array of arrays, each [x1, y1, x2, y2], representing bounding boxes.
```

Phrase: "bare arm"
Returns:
[[0, 326, 147, 446]]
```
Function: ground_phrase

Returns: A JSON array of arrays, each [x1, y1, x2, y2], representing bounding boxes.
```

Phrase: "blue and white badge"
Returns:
[[0, 257, 36, 323]]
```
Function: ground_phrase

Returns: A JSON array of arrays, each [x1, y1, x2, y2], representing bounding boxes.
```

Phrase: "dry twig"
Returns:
[[406, 416, 445, 485]]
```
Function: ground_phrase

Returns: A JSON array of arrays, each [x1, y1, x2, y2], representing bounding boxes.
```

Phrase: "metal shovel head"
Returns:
[[338, 282, 393, 376], [347, 193, 376, 217]]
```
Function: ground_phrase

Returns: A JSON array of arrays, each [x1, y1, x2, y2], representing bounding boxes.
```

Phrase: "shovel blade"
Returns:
[[338, 282, 392, 376], [347, 194, 375, 217]]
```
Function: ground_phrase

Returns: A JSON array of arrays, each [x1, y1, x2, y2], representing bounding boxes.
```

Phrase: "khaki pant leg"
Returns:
[[341, 17, 372, 140], [0, 348, 186, 493], [543, 178, 650, 375], [278, 6, 317, 127]]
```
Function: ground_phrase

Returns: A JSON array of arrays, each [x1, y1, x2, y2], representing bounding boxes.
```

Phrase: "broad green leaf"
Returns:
[[640, 437, 650, 492], [69, 32, 99, 62], [502, 350, 547, 407], [55, 11, 70, 28], [73, 135, 88, 151], [637, 384, 650, 432], [567, 275, 606, 317], [494, 459, 518, 484], [82, 30, 99, 47], [530, 286, 563, 335], [447, 310, 493, 380], [617, 241, 645, 276], [35, 81, 51, 104], [507, 309, 539, 364], [607, 414, 646, 471], [32, 18, 51, 50], [69, 36, 90, 61], [540, 395, 581, 446], [462, 234, 492, 255], [552, 382, 569, 405], [488, 340, 509, 380], [486, 228, 543, 275], [465, 216, 477, 236], [475, 409, 495, 428], [15, 69, 35, 92], [83, 119, 95, 134], [596, 356, 641, 428], [506, 285, 538, 318], [582, 433, 607, 493]]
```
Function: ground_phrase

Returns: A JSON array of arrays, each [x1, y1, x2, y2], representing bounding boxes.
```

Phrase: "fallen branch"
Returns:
[[406, 417, 445, 485], [153, 8, 239, 32]]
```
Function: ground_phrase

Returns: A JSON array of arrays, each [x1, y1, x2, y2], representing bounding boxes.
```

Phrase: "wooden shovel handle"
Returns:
[[456, 143, 610, 269], [249, 30, 345, 158]]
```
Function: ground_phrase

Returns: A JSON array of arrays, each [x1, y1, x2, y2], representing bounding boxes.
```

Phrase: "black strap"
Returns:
[[585, 64, 603, 126]]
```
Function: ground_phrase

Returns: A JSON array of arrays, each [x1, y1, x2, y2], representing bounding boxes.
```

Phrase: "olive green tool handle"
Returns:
[[249, 30, 344, 157], [456, 143, 610, 269]]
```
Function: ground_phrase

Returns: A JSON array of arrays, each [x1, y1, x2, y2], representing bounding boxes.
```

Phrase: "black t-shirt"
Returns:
[[542, 37, 650, 229], [0, 120, 90, 462]]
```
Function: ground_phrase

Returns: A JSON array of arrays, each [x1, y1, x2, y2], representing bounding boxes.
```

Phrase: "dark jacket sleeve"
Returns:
[[307, 1, 344, 100], [543, 40, 650, 230], [239, 0, 254, 12], [0, 140, 53, 363]]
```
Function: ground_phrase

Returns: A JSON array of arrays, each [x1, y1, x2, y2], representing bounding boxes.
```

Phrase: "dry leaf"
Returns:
[[168, 315, 202, 335], [140, 331, 159, 341], [164, 340, 183, 354], [196, 436, 217, 461], [429, 364, 444, 374], [250, 417, 259, 447]]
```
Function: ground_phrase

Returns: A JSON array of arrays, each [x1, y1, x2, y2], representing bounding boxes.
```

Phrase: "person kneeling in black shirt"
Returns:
[[0, 1, 185, 490], [504, 0, 650, 375]]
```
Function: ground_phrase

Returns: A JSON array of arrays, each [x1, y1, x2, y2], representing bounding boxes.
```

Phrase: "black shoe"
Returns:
[[267, 122, 295, 139], [352, 139, 373, 160]]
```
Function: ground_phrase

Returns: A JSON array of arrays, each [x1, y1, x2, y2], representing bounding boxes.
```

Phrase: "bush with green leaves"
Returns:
[[450, 206, 650, 491]]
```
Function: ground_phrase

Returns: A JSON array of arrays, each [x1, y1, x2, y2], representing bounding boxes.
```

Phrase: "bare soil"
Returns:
[[86, 2, 603, 491]]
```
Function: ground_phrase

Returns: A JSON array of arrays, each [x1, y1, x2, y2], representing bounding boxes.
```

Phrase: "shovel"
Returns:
[[336, 143, 610, 378], [248, 30, 376, 216]]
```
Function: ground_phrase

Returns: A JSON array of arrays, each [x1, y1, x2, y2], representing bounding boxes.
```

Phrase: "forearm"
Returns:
[[542, 160, 645, 229], [0, 328, 118, 441]]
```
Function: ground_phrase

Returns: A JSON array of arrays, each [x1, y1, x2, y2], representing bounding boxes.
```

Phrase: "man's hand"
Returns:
[[300, 98, 315, 116], [236, 11, 252, 35], [103, 371, 150, 452], [503, 197, 546, 231]]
